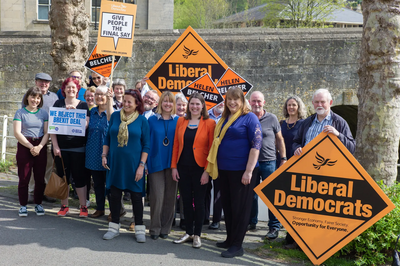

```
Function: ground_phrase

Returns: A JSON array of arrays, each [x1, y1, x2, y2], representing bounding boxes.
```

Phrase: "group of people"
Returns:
[[13, 70, 355, 258]]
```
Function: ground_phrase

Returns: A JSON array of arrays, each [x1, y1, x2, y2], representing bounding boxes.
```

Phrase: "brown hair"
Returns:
[[124, 89, 144, 115], [222, 86, 250, 119], [23, 86, 44, 108], [84, 86, 96, 96], [185, 92, 209, 120], [155, 91, 176, 115]]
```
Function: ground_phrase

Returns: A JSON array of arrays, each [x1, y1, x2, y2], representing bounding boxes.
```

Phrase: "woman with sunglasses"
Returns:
[[102, 89, 150, 243]]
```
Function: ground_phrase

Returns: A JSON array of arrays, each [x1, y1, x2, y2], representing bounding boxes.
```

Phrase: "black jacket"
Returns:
[[292, 111, 355, 155]]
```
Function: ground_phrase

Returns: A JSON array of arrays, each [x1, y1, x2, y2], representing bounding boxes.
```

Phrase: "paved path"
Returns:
[[0, 173, 290, 266]]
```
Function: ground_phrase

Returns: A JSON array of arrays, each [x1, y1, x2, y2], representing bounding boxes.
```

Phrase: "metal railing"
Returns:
[[1, 115, 16, 162]]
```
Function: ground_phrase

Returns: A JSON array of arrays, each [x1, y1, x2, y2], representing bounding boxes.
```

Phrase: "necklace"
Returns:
[[163, 118, 170, 146], [286, 119, 298, 130], [188, 119, 199, 128]]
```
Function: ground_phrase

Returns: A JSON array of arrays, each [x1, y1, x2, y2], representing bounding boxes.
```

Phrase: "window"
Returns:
[[38, 0, 51, 20], [91, 0, 135, 23]]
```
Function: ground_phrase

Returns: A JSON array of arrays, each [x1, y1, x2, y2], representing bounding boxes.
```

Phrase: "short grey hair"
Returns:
[[175, 93, 188, 104], [96, 85, 108, 94], [250, 91, 265, 101], [313, 88, 332, 102], [112, 78, 126, 90], [282, 95, 307, 119], [146, 90, 160, 101]]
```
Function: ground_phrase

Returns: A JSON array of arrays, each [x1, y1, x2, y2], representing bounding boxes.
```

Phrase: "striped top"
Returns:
[[304, 111, 332, 146]]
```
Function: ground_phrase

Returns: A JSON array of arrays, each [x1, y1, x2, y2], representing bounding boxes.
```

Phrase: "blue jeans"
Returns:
[[249, 160, 281, 230]]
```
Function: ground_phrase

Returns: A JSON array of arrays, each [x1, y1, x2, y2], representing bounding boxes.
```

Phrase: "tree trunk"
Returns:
[[48, 0, 89, 91], [356, 0, 400, 186]]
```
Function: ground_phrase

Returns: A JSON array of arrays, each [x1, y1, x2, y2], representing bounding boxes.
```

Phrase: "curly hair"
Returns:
[[282, 95, 307, 119]]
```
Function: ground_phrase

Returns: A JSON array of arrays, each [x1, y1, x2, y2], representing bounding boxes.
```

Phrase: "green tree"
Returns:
[[174, 0, 231, 29], [262, 0, 345, 28]]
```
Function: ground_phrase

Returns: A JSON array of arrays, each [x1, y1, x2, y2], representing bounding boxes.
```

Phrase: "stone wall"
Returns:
[[0, 27, 362, 120]]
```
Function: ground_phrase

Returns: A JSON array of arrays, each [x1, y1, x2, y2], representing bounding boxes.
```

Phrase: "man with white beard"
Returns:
[[143, 90, 159, 119], [293, 88, 355, 156], [204, 102, 224, 229]]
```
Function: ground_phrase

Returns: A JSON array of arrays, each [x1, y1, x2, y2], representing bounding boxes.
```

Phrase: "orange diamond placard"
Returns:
[[254, 132, 395, 265], [180, 73, 224, 111], [215, 68, 253, 97], [85, 44, 121, 78], [146, 26, 228, 95]]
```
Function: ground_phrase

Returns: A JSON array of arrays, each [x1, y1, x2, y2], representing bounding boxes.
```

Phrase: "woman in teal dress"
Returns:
[[101, 89, 150, 243]]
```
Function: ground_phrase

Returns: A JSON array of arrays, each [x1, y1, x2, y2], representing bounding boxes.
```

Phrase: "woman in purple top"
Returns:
[[209, 86, 262, 258]]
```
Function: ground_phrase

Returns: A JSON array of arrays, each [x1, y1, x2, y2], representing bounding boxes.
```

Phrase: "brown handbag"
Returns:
[[44, 157, 69, 200]]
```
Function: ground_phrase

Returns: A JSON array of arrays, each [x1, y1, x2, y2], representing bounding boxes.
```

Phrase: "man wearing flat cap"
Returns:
[[22, 73, 58, 202]]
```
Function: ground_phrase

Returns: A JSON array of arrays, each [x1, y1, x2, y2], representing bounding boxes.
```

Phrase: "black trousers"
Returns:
[[54, 151, 86, 188], [110, 185, 143, 225], [219, 167, 258, 248], [91, 170, 107, 211], [204, 177, 222, 223], [178, 164, 208, 236]]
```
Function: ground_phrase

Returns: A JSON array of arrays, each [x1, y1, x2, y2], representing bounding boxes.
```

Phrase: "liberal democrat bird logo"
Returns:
[[313, 152, 337, 170], [183, 46, 199, 59]]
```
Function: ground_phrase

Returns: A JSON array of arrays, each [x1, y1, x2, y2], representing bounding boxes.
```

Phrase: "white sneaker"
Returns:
[[19, 206, 28, 217], [35, 204, 45, 216]]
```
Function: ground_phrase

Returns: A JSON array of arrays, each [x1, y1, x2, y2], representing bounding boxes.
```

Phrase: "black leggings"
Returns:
[[54, 150, 86, 188], [110, 186, 143, 225]]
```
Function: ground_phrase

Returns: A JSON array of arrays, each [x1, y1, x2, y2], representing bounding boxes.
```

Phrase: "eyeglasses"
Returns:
[[71, 75, 82, 80], [94, 93, 106, 97], [92, 77, 102, 80], [144, 94, 157, 102]]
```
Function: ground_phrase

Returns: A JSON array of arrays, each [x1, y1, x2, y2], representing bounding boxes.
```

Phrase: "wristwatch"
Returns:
[[281, 157, 287, 160]]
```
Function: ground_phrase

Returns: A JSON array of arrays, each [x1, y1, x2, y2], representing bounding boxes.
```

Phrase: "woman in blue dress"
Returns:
[[101, 89, 150, 243], [85, 85, 114, 218]]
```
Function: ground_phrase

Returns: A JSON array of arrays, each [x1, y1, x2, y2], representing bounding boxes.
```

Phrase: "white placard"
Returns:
[[48, 107, 86, 136]]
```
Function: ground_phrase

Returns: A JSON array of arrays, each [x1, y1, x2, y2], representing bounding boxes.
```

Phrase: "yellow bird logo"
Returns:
[[183, 46, 199, 59], [313, 152, 337, 170]]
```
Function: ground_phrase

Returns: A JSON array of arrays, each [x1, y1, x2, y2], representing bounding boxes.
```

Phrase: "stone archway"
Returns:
[[331, 105, 358, 138]]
